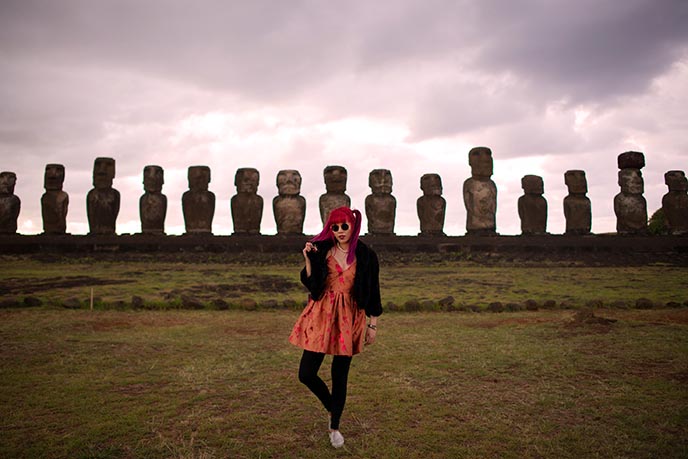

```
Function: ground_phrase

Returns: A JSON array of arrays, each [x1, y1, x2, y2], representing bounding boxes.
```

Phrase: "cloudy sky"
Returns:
[[2, 0, 687, 236]]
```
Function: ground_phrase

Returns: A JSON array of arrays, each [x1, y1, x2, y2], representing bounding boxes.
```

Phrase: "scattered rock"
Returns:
[[506, 302, 523, 312], [211, 298, 229, 310], [262, 299, 279, 309], [181, 295, 204, 310], [524, 299, 539, 311], [569, 308, 617, 325], [635, 298, 654, 309], [385, 302, 400, 311], [282, 299, 298, 309], [131, 296, 144, 309], [585, 299, 604, 308], [543, 300, 557, 309], [439, 296, 455, 307], [559, 301, 574, 309], [666, 301, 682, 308], [611, 300, 629, 309], [0, 298, 21, 308], [487, 302, 504, 313], [467, 304, 482, 313], [404, 300, 421, 312], [23, 296, 42, 307], [63, 297, 82, 309]]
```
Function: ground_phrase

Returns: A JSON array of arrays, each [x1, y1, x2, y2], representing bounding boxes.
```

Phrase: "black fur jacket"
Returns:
[[300, 239, 383, 317]]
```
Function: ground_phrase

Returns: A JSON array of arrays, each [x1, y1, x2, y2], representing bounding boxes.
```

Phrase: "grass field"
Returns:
[[1, 254, 687, 311], [1, 308, 687, 459]]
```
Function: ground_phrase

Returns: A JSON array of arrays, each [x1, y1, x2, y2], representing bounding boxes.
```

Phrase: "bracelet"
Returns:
[[367, 324, 377, 330]]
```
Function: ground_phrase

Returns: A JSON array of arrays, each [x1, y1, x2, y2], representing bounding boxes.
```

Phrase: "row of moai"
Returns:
[[1, 149, 686, 236]]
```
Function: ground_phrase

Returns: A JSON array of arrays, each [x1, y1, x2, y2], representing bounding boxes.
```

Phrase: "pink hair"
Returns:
[[311, 206, 362, 265]]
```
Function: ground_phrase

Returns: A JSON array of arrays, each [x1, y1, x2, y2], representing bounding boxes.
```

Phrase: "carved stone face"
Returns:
[[469, 147, 493, 178], [93, 157, 115, 189], [235, 168, 260, 193], [565, 170, 587, 194], [188, 166, 210, 191], [0, 171, 17, 194], [420, 174, 442, 195], [619, 169, 644, 194], [324, 166, 347, 193], [665, 170, 688, 192], [143, 166, 164, 193], [522, 175, 544, 195], [44, 164, 65, 191], [369, 169, 393, 194], [276, 170, 301, 195]]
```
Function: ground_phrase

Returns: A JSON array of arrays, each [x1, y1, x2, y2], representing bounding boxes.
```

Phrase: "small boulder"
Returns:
[[131, 296, 145, 309], [211, 299, 229, 310], [23, 296, 42, 307], [635, 298, 654, 309], [487, 302, 504, 313], [181, 295, 204, 310], [404, 300, 421, 312], [439, 296, 455, 307], [240, 298, 258, 310], [524, 299, 539, 311], [63, 297, 82, 309]]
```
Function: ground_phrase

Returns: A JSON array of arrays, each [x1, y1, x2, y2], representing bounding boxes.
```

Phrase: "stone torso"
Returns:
[[183, 190, 215, 233], [41, 191, 69, 234], [140, 192, 167, 234], [518, 195, 548, 235], [365, 194, 396, 235], [273, 195, 306, 234], [319, 193, 351, 224], [563, 195, 591, 235], [663, 192, 688, 235], [463, 178, 497, 232], [232, 193, 264, 234], [417, 195, 446, 235], [614, 193, 647, 234], [87, 188, 120, 234]]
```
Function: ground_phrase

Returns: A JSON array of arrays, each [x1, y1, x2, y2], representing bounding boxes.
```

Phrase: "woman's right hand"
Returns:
[[303, 242, 317, 260]]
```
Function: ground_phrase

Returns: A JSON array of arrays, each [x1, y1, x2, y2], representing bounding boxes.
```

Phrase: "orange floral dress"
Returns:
[[289, 256, 367, 356]]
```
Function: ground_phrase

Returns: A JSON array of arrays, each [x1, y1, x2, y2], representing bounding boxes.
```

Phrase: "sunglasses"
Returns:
[[330, 223, 350, 232]]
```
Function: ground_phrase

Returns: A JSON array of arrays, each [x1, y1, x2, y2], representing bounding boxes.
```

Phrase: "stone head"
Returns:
[[93, 157, 115, 189], [44, 164, 65, 191], [188, 166, 211, 191], [522, 175, 544, 195], [0, 171, 17, 195], [369, 169, 393, 194], [324, 166, 347, 193], [276, 169, 302, 195], [564, 170, 587, 194], [468, 147, 493, 178], [665, 170, 688, 192], [143, 165, 164, 193], [420, 173, 442, 196], [235, 168, 260, 193], [618, 169, 644, 194]]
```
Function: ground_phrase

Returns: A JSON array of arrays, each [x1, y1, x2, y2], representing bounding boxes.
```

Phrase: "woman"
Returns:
[[289, 206, 382, 449]]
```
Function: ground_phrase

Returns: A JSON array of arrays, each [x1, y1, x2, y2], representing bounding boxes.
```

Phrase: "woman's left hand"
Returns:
[[365, 327, 377, 346]]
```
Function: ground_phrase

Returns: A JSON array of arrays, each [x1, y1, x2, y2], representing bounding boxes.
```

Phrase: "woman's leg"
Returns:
[[298, 350, 332, 413], [329, 355, 352, 430]]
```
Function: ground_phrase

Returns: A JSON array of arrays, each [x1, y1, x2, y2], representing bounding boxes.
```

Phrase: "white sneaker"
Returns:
[[329, 430, 344, 448]]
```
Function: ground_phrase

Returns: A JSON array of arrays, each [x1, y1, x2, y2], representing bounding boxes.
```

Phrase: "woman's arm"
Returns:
[[302, 241, 317, 278]]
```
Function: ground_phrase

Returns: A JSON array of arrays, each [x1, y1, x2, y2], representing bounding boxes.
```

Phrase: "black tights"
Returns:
[[298, 350, 352, 430]]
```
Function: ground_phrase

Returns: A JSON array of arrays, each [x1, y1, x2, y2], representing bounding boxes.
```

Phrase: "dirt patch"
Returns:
[[0, 276, 133, 295]]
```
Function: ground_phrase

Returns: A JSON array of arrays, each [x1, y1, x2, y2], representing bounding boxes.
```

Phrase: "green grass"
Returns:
[[1, 309, 687, 458], [1, 254, 687, 310]]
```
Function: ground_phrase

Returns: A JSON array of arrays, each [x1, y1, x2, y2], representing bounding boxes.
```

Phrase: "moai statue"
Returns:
[[563, 170, 591, 235], [365, 169, 396, 235], [87, 157, 120, 235], [614, 151, 647, 234], [662, 170, 688, 235], [319, 166, 351, 224], [139, 165, 167, 235], [417, 173, 446, 236], [273, 169, 306, 235], [0, 172, 20, 234], [41, 164, 69, 234], [463, 146, 497, 235], [518, 175, 548, 235], [182, 166, 215, 234], [231, 167, 263, 234]]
